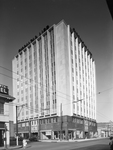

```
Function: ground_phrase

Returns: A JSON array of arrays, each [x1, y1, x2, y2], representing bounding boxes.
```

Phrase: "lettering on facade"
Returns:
[[31, 126, 38, 132], [46, 131, 51, 135], [0, 84, 8, 95]]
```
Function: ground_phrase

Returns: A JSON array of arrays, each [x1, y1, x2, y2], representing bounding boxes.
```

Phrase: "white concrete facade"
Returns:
[[12, 20, 96, 124]]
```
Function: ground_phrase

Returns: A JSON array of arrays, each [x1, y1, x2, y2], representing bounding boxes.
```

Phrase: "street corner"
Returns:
[[8, 145, 22, 149], [17, 145, 32, 150]]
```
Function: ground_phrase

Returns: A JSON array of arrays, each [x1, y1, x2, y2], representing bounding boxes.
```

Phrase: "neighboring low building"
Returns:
[[97, 122, 113, 137], [0, 84, 15, 147]]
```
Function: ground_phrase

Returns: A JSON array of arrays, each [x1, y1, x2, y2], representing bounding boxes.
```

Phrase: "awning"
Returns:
[[0, 93, 15, 102], [17, 131, 29, 133], [0, 128, 5, 130], [68, 129, 76, 131]]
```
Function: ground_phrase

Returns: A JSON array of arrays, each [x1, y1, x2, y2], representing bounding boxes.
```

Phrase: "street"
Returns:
[[24, 138, 110, 150]]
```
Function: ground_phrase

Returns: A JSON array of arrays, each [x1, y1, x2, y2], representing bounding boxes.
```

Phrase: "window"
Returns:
[[21, 89, 24, 93], [71, 50, 73, 55], [22, 111, 24, 116], [21, 97, 23, 101], [72, 59, 73, 64], [18, 124, 21, 128], [22, 123, 25, 127], [80, 120, 83, 124], [0, 103, 4, 114], [53, 118, 57, 123], [26, 122, 29, 126], [25, 66, 27, 70], [77, 119, 79, 124], [34, 120, 36, 125], [26, 111, 28, 115]]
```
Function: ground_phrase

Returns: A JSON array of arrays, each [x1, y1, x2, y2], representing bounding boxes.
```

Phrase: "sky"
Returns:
[[0, 0, 113, 123]]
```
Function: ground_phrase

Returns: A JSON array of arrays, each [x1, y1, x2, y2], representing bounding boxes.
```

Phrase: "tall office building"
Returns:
[[12, 20, 97, 140]]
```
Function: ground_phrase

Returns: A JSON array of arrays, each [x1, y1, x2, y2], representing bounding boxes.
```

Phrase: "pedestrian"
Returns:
[[23, 138, 27, 149], [109, 137, 113, 150]]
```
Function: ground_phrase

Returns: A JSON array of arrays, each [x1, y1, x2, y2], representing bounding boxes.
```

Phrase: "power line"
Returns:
[[96, 111, 112, 122], [97, 109, 112, 120], [0, 71, 102, 110], [1, 68, 113, 106], [0, 72, 72, 103], [1, 71, 113, 120], [1, 65, 113, 104], [5, 97, 113, 122], [0, 65, 71, 98], [0, 66, 113, 122], [97, 87, 113, 95]]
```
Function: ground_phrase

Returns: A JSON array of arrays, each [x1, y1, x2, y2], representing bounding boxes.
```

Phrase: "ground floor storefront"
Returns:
[[16, 115, 97, 140], [39, 129, 84, 140], [0, 128, 4, 147]]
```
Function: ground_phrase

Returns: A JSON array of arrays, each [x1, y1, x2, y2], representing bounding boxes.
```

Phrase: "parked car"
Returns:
[[29, 136, 38, 142]]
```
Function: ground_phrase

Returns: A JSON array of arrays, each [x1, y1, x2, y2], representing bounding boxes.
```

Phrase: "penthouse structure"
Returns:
[[12, 20, 97, 140]]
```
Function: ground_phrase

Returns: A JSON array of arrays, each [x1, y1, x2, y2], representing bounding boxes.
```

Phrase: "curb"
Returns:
[[40, 137, 108, 143], [0, 145, 31, 150], [0, 146, 22, 150]]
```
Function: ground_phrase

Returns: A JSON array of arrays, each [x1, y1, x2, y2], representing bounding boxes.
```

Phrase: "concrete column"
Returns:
[[74, 131, 76, 139], [51, 130, 54, 139], [29, 121, 31, 138], [58, 131, 60, 139], [65, 129, 68, 140], [6, 131, 9, 146]]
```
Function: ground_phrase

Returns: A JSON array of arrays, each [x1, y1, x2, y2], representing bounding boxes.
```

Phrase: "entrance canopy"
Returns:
[[0, 84, 15, 103], [0, 93, 15, 103]]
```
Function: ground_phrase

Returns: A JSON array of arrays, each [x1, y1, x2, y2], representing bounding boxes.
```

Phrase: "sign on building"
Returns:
[[0, 84, 9, 95], [31, 126, 38, 133]]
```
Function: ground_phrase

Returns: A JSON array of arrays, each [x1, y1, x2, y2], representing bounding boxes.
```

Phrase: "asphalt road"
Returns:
[[24, 138, 110, 150]]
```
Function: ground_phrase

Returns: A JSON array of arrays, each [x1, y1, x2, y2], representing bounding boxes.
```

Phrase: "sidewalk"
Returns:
[[0, 145, 22, 150], [0, 144, 31, 150], [40, 137, 108, 143]]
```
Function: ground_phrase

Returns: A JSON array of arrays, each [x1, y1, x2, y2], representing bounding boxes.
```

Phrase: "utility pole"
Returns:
[[16, 104, 27, 146], [60, 103, 63, 141], [16, 106, 18, 146], [37, 115, 40, 141], [5, 124, 7, 150]]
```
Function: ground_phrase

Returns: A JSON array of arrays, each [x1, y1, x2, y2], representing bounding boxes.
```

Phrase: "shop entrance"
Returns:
[[0, 130, 4, 147], [85, 132, 89, 139]]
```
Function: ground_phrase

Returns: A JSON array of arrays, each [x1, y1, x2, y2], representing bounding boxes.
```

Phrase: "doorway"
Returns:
[[0, 130, 4, 147]]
